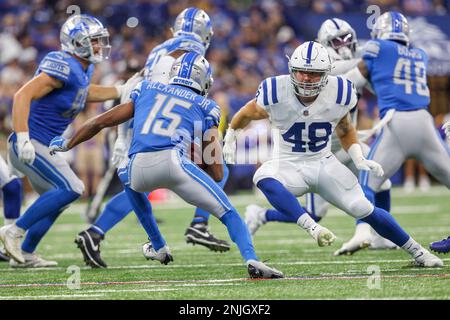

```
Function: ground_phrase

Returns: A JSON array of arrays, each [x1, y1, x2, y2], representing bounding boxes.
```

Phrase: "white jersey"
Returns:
[[256, 75, 357, 161]]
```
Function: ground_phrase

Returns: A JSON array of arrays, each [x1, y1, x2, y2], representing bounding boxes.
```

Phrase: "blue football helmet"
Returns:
[[172, 7, 214, 50], [371, 11, 410, 45], [169, 52, 213, 97], [60, 14, 111, 64]]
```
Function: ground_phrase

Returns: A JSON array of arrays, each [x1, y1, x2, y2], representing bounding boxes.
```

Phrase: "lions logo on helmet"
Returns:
[[317, 18, 357, 60], [288, 41, 331, 97], [172, 8, 214, 50], [169, 52, 213, 97], [60, 14, 111, 64], [371, 11, 410, 45]]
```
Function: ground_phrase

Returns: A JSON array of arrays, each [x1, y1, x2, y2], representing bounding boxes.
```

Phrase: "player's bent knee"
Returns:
[[347, 198, 374, 219], [379, 179, 392, 191]]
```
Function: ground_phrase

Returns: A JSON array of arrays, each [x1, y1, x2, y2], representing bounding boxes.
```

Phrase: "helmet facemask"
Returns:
[[328, 33, 356, 60], [289, 64, 329, 98]]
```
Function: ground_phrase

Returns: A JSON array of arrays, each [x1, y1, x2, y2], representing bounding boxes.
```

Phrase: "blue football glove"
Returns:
[[49, 136, 69, 155]]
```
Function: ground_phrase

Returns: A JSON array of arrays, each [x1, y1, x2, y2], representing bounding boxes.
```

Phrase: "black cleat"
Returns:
[[185, 223, 231, 252], [247, 260, 284, 279], [75, 230, 107, 268]]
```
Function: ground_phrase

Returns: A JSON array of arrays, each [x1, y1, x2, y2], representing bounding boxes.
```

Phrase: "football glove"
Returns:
[[16, 132, 35, 164], [49, 136, 69, 155], [116, 72, 143, 104], [111, 137, 128, 168], [348, 144, 384, 177], [222, 128, 238, 164]]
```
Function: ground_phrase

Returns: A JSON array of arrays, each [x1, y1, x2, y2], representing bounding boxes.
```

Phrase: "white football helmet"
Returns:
[[169, 52, 213, 97], [60, 14, 111, 64], [288, 41, 331, 97], [172, 7, 214, 50], [371, 11, 409, 45], [317, 18, 357, 60]]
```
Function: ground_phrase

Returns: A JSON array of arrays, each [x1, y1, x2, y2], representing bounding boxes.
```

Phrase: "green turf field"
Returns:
[[1, 186, 449, 300]]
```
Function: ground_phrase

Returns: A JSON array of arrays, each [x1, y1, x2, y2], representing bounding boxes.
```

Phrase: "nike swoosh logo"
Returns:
[[85, 232, 99, 251], [189, 228, 211, 238]]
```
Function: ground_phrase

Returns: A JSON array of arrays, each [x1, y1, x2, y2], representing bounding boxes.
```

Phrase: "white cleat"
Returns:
[[0, 225, 25, 263], [10, 252, 58, 268], [334, 223, 371, 256], [245, 204, 267, 236], [142, 243, 173, 265], [412, 248, 443, 268], [369, 232, 398, 250], [308, 224, 336, 247], [246, 259, 284, 279]]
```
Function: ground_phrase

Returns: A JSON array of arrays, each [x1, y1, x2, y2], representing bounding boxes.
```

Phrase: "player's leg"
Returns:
[[251, 159, 336, 246], [184, 162, 231, 252], [131, 150, 282, 278], [317, 157, 442, 267], [0, 137, 83, 264]]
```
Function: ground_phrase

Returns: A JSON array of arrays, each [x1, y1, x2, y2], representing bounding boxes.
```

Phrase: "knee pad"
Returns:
[[347, 198, 374, 219], [379, 179, 392, 191]]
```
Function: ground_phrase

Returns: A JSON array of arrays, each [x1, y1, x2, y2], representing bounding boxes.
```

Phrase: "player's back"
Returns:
[[29, 50, 94, 146], [129, 80, 220, 156], [363, 39, 430, 117]]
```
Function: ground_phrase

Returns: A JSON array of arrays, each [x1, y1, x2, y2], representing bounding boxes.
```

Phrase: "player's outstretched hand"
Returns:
[[355, 159, 384, 177], [16, 132, 35, 164], [111, 137, 127, 167], [223, 128, 238, 164], [443, 121, 450, 139], [49, 136, 69, 155]]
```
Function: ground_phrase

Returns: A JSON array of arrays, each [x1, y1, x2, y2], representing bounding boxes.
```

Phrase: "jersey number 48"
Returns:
[[282, 122, 332, 152]]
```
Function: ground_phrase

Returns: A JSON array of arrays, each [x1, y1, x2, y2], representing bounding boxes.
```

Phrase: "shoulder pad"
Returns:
[[362, 40, 381, 59], [39, 51, 71, 82], [256, 75, 288, 108], [330, 75, 357, 107]]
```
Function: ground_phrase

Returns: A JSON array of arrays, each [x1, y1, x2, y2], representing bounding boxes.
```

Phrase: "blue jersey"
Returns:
[[143, 35, 205, 80], [29, 51, 93, 145], [128, 81, 220, 156], [362, 39, 430, 118]]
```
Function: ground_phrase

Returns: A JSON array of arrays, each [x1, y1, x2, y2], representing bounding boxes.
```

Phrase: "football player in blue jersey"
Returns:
[[49, 52, 284, 278], [75, 8, 231, 269], [338, 12, 450, 254], [430, 120, 450, 254], [0, 14, 140, 267]]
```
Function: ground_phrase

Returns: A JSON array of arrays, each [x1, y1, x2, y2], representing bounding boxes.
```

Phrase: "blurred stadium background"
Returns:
[[1, 0, 449, 204]]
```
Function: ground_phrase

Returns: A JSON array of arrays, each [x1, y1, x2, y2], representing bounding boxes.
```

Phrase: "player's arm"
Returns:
[[12, 72, 63, 164], [50, 101, 134, 153], [222, 99, 268, 164], [87, 72, 143, 103], [344, 60, 369, 92], [336, 113, 384, 176], [202, 126, 223, 182]]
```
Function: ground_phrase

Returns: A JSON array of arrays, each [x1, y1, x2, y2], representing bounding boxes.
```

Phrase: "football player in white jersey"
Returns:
[[223, 41, 442, 267], [244, 18, 395, 254]]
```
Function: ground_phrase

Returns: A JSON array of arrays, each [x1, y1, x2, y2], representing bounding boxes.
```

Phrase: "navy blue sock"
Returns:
[[123, 186, 166, 250], [16, 189, 80, 230], [2, 178, 22, 220], [191, 163, 229, 225], [361, 207, 409, 247], [22, 208, 63, 253], [220, 210, 258, 261], [93, 190, 133, 235], [374, 189, 391, 212], [266, 209, 298, 222], [257, 178, 306, 222]]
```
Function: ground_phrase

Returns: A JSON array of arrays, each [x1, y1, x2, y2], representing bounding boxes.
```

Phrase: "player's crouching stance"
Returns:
[[223, 41, 443, 268], [49, 52, 284, 279], [0, 14, 141, 267]]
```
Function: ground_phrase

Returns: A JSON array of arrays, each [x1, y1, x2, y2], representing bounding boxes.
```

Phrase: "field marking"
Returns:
[[0, 273, 449, 290], [0, 294, 105, 300], [1, 258, 449, 273]]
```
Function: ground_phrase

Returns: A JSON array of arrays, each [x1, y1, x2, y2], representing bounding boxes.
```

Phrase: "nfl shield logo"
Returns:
[[303, 110, 309, 116]]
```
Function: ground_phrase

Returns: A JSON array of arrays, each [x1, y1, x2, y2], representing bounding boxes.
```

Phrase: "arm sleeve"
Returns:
[[38, 52, 71, 83]]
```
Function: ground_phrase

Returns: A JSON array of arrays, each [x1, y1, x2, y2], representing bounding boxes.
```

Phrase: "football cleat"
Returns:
[[307, 224, 336, 247], [244, 204, 267, 236], [0, 224, 25, 263], [334, 223, 371, 256], [75, 230, 107, 268], [411, 247, 443, 267], [142, 243, 173, 265], [369, 232, 398, 250], [185, 223, 231, 252], [246, 259, 284, 279], [429, 236, 450, 254], [10, 252, 58, 268]]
